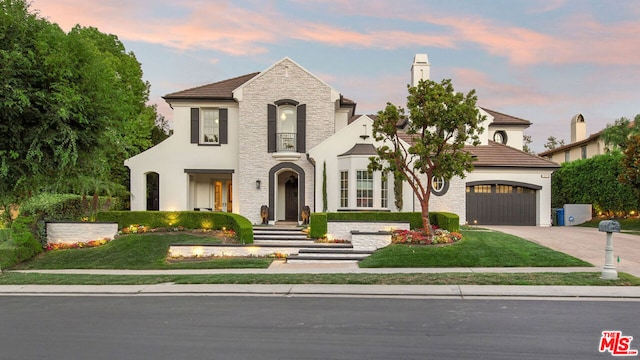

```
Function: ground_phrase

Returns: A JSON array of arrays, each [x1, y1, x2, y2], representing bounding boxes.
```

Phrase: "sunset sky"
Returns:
[[29, 0, 640, 152]]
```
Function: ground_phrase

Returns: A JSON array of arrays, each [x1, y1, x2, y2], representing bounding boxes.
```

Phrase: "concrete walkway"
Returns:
[[2, 225, 640, 299]]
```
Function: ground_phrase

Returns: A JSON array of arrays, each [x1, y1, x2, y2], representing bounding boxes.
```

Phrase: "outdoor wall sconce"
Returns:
[[256, 179, 261, 190]]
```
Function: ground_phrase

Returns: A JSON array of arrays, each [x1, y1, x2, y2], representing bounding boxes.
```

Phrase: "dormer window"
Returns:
[[493, 130, 508, 145]]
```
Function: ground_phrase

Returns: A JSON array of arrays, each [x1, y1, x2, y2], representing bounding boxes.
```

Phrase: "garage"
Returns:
[[465, 181, 540, 226]]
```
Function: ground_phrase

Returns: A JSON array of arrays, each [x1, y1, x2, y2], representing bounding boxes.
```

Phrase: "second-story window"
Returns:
[[268, 101, 306, 153], [202, 109, 219, 144], [278, 105, 297, 151]]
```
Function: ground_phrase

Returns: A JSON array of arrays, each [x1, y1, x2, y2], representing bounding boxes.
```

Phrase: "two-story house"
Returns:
[[538, 114, 608, 164], [125, 55, 558, 226]]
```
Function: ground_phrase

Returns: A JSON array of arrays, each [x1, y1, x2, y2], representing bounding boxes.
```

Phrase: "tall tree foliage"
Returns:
[[543, 136, 565, 150], [0, 0, 157, 206], [369, 79, 483, 232], [619, 134, 640, 199], [601, 115, 640, 151]]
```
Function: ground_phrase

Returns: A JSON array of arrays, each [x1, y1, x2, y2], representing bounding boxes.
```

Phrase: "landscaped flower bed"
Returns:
[[392, 226, 462, 245], [46, 238, 110, 251]]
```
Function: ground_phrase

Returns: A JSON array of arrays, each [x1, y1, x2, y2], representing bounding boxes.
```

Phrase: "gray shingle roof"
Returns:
[[163, 72, 261, 100]]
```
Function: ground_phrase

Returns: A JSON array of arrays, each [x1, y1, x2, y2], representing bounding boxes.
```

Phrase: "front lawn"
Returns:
[[359, 229, 591, 268], [12, 233, 272, 270]]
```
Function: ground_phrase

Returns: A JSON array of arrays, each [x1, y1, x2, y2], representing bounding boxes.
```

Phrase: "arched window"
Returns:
[[278, 105, 297, 151], [493, 130, 508, 144]]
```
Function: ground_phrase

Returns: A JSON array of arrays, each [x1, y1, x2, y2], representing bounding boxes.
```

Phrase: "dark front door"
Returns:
[[285, 177, 298, 221]]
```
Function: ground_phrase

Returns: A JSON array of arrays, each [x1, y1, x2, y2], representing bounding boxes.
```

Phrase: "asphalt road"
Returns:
[[1, 296, 638, 359]]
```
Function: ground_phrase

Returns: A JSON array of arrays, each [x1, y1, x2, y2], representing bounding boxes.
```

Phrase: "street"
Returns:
[[1, 296, 637, 359]]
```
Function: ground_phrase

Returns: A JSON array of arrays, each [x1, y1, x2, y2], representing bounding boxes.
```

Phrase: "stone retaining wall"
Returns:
[[327, 221, 409, 243], [46, 222, 118, 245], [350, 231, 393, 251]]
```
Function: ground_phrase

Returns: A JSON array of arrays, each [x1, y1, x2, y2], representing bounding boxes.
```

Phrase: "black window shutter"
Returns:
[[190, 108, 199, 144], [267, 104, 276, 153], [219, 108, 228, 144], [297, 104, 306, 153]]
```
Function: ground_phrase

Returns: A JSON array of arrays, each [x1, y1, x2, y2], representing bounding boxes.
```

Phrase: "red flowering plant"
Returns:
[[392, 226, 462, 245], [46, 238, 110, 251]]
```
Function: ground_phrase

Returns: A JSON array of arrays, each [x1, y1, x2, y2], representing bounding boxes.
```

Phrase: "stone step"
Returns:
[[253, 233, 309, 239], [298, 248, 372, 255], [253, 226, 306, 232], [286, 255, 364, 264], [253, 240, 317, 247]]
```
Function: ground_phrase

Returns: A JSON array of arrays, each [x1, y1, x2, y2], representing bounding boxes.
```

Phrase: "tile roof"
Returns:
[[163, 72, 261, 100], [467, 141, 559, 168], [481, 107, 531, 126], [537, 131, 602, 157]]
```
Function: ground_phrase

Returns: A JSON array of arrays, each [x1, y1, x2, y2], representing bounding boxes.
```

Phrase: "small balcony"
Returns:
[[272, 132, 301, 161], [277, 133, 297, 152]]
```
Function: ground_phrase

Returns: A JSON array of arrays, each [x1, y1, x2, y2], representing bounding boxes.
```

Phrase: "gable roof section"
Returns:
[[468, 141, 559, 168], [163, 72, 260, 101], [481, 107, 531, 126]]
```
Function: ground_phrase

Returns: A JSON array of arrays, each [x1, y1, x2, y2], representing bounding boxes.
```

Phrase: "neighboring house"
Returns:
[[538, 114, 607, 164], [125, 54, 558, 226]]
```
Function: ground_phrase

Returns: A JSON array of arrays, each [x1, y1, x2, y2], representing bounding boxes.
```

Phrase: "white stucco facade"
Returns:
[[125, 54, 558, 227]]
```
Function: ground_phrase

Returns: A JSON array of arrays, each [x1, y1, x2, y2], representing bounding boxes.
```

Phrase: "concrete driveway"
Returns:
[[484, 225, 640, 277]]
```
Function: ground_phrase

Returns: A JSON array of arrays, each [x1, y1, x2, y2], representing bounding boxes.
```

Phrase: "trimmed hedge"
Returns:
[[309, 213, 327, 238], [309, 211, 460, 237], [1, 216, 43, 269], [96, 211, 254, 244]]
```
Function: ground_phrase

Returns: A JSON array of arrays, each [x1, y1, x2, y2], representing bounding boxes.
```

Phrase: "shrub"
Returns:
[[96, 211, 254, 244], [309, 212, 459, 238], [309, 213, 327, 238], [2, 216, 43, 268]]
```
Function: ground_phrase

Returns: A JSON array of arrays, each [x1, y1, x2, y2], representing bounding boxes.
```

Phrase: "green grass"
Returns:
[[359, 229, 591, 268], [0, 229, 11, 244], [1, 272, 638, 286], [579, 217, 640, 232], [12, 233, 272, 270]]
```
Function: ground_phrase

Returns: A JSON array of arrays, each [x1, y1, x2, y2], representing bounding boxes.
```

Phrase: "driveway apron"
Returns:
[[483, 225, 640, 277]]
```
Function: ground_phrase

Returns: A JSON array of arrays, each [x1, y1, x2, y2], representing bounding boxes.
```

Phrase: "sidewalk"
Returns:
[[3, 261, 640, 299], [2, 226, 639, 299]]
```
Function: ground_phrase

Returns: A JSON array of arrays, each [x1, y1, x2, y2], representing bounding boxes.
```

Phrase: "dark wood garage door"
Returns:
[[466, 183, 537, 225]]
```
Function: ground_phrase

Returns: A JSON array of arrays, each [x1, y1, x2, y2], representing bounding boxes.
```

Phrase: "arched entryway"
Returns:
[[268, 163, 305, 223]]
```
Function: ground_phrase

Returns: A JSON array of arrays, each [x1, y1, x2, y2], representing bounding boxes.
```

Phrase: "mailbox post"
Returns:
[[598, 220, 620, 280]]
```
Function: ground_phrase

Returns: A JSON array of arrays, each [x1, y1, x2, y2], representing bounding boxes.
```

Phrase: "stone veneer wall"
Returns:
[[46, 222, 119, 244], [237, 59, 336, 224]]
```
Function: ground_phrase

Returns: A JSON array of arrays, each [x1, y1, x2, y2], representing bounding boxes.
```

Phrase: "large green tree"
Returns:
[[601, 115, 640, 151], [551, 153, 638, 214], [369, 79, 484, 233], [618, 134, 640, 198], [0, 0, 157, 206]]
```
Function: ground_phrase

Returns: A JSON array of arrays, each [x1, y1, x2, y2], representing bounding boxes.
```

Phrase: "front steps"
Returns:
[[253, 225, 372, 264]]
